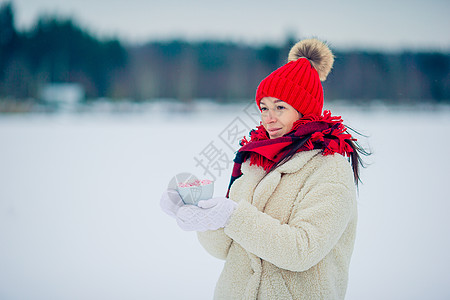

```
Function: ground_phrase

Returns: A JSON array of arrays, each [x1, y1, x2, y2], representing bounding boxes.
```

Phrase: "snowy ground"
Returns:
[[1, 102, 449, 300]]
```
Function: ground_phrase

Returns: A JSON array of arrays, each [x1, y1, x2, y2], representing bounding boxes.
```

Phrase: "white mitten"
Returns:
[[160, 189, 184, 218], [176, 197, 237, 232]]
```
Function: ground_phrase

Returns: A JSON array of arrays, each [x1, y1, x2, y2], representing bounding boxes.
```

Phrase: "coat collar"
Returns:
[[240, 150, 322, 211], [241, 149, 321, 176]]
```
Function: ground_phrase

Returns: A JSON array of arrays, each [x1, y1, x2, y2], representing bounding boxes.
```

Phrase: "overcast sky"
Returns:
[[7, 0, 450, 51]]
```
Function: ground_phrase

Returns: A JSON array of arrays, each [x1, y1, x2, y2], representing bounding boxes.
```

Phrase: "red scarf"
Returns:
[[226, 110, 356, 197]]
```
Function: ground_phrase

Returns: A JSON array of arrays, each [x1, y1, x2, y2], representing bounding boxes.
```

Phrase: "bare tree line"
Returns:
[[1, 2, 449, 104]]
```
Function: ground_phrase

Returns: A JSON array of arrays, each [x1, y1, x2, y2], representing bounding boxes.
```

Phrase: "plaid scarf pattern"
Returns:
[[226, 110, 356, 197]]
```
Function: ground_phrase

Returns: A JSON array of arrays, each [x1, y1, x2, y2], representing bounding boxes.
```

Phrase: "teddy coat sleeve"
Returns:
[[197, 229, 233, 260], [223, 156, 356, 272]]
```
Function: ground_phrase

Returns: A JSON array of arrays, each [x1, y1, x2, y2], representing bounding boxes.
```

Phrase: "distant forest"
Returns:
[[1, 2, 449, 104]]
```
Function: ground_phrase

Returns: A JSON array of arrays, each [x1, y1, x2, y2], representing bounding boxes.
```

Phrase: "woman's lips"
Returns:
[[268, 128, 282, 135]]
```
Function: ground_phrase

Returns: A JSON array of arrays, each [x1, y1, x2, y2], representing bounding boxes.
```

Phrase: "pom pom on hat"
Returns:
[[256, 38, 335, 116], [288, 39, 334, 81]]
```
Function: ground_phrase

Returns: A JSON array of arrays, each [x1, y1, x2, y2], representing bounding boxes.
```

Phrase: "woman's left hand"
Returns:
[[176, 197, 237, 232]]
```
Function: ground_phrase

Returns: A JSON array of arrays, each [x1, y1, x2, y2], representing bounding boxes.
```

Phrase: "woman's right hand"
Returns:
[[160, 188, 237, 232], [176, 197, 237, 232]]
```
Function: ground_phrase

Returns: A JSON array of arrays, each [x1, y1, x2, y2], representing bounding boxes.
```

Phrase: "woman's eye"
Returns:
[[277, 106, 285, 110], [260, 107, 268, 111]]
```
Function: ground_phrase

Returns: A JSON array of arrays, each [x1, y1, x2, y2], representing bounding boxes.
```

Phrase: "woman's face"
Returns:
[[260, 97, 302, 139]]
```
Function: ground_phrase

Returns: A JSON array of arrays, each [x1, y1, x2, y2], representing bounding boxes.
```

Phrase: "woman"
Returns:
[[161, 38, 367, 299]]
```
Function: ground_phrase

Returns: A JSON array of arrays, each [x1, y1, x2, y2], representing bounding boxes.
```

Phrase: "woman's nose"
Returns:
[[264, 110, 277, 123]]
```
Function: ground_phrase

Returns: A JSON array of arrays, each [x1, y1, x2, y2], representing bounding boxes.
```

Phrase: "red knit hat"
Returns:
[[256, 39, 334, 116]]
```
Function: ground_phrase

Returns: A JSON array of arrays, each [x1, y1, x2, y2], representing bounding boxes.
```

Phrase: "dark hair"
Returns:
[[268, 127, 371, 187], [345, 126, 372, 185]]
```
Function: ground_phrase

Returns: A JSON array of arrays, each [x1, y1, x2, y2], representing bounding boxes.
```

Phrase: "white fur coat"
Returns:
[[197, 149, 357, 299]]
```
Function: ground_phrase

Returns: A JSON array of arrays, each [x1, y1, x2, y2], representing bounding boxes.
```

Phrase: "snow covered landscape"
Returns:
[[1, 102, 449, 299]]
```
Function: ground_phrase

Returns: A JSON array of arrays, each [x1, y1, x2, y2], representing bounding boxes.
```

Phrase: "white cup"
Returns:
[[177, 181, 214, 205]]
